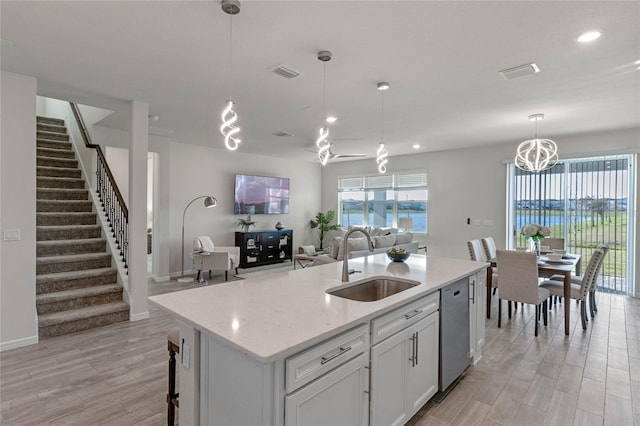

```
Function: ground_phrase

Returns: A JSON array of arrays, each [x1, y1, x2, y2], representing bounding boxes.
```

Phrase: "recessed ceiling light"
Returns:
[[412, 144, 421, 149], [577, 31, 601, 43], [326, 116, 338, 123]]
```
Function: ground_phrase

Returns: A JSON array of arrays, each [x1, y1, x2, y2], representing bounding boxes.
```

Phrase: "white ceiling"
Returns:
[[2, 1, 639, 163]]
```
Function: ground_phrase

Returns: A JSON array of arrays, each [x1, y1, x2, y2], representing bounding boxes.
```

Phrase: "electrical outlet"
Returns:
[[4, 229, 21, 240]]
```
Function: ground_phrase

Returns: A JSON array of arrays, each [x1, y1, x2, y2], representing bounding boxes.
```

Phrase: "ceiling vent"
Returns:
[[499, 63, 540, 80], [273, 131, 294, 137], [271, 64, 302, 80]]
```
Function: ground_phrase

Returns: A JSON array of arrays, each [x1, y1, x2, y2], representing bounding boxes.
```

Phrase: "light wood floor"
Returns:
[[2, 279, 639, 425]]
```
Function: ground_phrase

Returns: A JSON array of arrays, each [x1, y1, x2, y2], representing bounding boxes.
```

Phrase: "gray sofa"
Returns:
[[311, 231, 418, 266]]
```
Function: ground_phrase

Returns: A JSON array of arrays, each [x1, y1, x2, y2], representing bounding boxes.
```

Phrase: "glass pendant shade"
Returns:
[[376, 143, 388, 174], [220, 99, 241, 150], [515, 114, 558, 172], [316, 126, 331, 165], [515, 138, 558, 172]]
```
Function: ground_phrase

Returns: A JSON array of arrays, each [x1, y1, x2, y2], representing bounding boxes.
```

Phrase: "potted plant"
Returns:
[[309, 210, 341, 250], [237, 215, 256, 232]]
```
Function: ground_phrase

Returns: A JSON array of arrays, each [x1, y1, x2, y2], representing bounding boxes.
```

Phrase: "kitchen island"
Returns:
[[149, 253, 488, 425]]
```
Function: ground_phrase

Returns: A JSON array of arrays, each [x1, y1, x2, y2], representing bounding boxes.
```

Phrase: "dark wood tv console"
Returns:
[[235, 230, 293, 268]]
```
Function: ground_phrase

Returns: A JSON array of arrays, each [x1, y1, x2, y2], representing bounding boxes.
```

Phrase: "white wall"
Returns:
[[93, 126, 322, 279], [0, 71, 38, 350], [321, 127, 640, 294]]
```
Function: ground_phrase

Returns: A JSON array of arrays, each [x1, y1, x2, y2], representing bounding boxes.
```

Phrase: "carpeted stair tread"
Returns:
[[37, 166, 81, 178], [37, 130, 69, 141], [37, 139, 72, 151], [37, 212, 97, 226], [37, 237, 106, 250], [37, 267, 117, 284], [37, 147, 75, 159], [37, 116, 65, 126], [36, 123, 67, 134], [38, 301, 129, 327], [36, 284, 122, 305], [37, 200, 93, 212], [37, 252, 111, 265], [37, 156, 78, 168], [37, 224, 101, 241], [37, 188, 88, 200], [37, 176, 85, 189]]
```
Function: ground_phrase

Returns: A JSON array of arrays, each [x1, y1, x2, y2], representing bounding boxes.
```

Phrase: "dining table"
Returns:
[[486, 252, 582, 336]]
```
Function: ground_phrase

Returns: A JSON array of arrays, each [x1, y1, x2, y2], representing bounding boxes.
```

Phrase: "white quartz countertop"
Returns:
[[149, 254, 488, 363]]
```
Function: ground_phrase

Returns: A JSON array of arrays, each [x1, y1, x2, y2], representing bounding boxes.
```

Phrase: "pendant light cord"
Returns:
[[228, 14, 233, 98], [380, 89, 385, 143]]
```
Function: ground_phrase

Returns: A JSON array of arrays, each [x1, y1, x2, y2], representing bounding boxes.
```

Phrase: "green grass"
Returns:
[[516, 210, 628, 279]]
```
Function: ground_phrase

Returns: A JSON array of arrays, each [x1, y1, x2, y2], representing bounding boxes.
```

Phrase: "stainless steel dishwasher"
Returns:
[[438, 277, 470, 396]]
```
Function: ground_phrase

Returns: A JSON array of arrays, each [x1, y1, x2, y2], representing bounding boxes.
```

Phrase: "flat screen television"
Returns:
[[234, 174, 290, 215]]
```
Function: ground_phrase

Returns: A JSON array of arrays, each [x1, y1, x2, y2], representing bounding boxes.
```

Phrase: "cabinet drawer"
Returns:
[[371, 292, 439, 345], [286, 324, 369, 393]]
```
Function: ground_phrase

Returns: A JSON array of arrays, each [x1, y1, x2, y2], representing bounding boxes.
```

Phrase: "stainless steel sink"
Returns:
[[326, 277, 420, 302]]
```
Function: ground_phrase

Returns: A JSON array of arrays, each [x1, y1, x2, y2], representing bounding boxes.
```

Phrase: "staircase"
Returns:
[[36, 116, 129, 339]]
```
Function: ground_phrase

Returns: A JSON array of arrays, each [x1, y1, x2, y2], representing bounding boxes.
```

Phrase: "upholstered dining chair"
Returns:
[[496, 250, 550, 336], [540, 248, 606, 330], [544, 238, 565, 250], [481, 237, 497, 261], [468, 240, 498, 292], [193, 236, 240, 281]]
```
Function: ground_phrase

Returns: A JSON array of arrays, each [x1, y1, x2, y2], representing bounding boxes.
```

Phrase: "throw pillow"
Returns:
[[394, 232, 414, 245], [336, 237, 370, 261], [374, 235, 396, 248]]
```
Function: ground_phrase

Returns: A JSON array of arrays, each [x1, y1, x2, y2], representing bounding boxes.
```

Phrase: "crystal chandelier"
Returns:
[[376, 82, 389, 174], [515, 114, 558, 172], [220, 0, 241, 151], [316, 50, 332, 166]]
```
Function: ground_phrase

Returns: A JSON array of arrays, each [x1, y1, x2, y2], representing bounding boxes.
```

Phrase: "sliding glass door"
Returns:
[[509, 155, 635, 295]]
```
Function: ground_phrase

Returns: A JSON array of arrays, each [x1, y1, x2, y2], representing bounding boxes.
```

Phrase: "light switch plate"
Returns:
[[4, 229, 21, 240]]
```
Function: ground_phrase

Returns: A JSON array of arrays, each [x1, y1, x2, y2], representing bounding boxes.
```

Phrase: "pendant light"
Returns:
[[220, 0, 241, 151], [515, 114, 558, 172], [316, 50, 332, 166], [376, 82, 389, 174]]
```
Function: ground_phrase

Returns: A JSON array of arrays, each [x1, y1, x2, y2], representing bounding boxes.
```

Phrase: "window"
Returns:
[[338, 172, 428, 233]]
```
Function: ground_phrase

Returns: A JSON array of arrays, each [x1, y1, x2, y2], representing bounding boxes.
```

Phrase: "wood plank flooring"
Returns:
[[2, 279, 639, 425]]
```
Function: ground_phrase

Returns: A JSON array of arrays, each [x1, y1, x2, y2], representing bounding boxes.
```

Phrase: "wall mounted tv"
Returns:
[[234, 174, 290, 215]]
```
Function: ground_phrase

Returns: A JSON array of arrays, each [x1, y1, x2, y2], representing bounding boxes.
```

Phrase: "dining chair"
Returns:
[[468, 239, 498, 291], [550, 244, 609, 318], [481, 237, 497, 261], [544, 238, 565, 250], [539, 248, 605, 330], [496, 250, 549, 336]]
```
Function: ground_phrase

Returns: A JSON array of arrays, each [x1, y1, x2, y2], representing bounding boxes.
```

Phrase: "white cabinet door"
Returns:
[[406, 312, 439, 414], [469, 271, 486, 364], [370, 327, 410, 426], [370, 313, 439, 426], [285, 353, 369, 426]]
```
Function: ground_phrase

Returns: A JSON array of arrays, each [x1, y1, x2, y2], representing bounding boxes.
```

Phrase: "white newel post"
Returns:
[[128, 100, 149, 320]]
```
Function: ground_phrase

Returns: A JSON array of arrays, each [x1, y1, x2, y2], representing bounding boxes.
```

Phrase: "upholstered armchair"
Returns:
[[193, 236, 240, 282]]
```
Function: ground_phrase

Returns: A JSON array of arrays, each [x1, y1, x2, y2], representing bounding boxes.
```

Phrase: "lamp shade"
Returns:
[[398, 217, 413, 230]]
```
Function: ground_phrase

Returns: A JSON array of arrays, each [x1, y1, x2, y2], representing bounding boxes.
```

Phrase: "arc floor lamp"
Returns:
[[178, 195, 217, 283]]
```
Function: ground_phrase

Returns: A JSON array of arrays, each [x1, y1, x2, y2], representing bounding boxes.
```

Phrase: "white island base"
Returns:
[[150, 254, 487, 425]]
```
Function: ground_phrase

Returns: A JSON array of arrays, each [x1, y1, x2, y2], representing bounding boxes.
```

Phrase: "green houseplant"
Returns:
[[309, 210, 341, 250], [237, 215, 256, 232]]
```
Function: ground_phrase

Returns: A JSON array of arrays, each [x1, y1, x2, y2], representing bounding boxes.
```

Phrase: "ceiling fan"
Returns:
[[308, 143, 367, 160]]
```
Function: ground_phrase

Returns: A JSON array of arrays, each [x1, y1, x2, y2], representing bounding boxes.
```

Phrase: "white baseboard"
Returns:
[[0, 335, 38, 352], [152, 275, 171, 282], [130, 311, 150, 321]]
